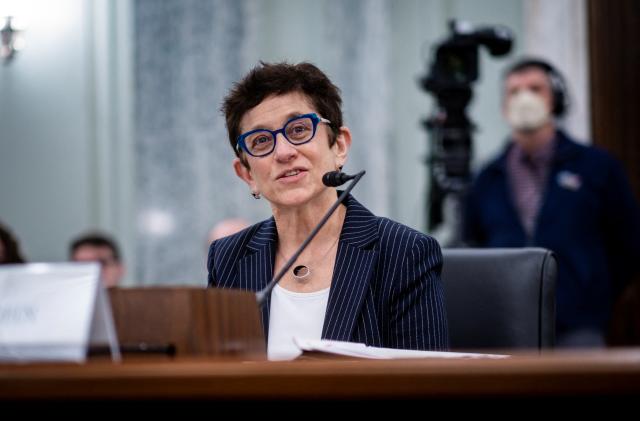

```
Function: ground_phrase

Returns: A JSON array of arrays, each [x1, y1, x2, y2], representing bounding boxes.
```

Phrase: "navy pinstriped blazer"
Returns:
[[207, 194, 449, 351]]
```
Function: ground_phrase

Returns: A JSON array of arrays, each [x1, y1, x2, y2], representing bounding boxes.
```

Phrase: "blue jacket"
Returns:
[[207, 194, 449, 351], [464, 130, 640, 335]]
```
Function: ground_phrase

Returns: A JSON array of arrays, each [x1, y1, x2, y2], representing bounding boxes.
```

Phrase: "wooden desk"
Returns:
[[2, 349, 640, 403]]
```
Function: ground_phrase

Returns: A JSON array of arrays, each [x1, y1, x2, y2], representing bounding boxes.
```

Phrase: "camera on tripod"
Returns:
[[421, 20, 512, 237]]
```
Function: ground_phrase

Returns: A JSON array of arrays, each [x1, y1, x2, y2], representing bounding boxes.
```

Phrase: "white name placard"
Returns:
[[0, 263, 120, 362]]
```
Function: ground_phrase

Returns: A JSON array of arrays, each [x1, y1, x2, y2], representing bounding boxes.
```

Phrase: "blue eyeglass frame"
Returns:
[[235, 113, 331, 157]]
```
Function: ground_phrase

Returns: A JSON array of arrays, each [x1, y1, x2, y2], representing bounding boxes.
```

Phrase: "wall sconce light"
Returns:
[[1, 15, 25, 64]]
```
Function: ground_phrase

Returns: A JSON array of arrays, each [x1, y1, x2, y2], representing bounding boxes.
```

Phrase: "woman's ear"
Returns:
[[233, 158, 255, 190], [332, 127, 352, 169]]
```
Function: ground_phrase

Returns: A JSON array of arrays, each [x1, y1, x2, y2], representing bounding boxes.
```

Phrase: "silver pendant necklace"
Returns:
[[292, 264, 311, 280], [279, 236, 340, 282]]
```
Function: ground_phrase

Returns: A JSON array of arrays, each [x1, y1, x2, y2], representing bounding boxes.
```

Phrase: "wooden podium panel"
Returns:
[[108, 287, 265, 359]]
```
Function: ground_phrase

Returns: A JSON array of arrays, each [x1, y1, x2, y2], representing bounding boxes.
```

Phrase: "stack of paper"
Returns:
[[294, 338, 509, 360]]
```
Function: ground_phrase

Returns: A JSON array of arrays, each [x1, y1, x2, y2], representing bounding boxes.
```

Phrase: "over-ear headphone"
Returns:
[[504, 58, 569, 118]]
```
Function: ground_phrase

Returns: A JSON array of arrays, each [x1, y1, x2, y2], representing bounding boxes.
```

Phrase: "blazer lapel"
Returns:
[[237, 195, 379, 342], [534, 132, 581, 238], [237, 217, 277, 340], [322, 195, 379, 341]]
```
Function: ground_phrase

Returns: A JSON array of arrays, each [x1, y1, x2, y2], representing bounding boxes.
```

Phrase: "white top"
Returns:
[[267, 284, 330, 361]]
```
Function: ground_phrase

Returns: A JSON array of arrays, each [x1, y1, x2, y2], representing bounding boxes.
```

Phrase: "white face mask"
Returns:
[[506, 90, 550, 132]]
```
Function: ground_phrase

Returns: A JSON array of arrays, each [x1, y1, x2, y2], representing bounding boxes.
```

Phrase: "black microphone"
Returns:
[[322, 171, 357, 187], [256, 170, 366, 307]]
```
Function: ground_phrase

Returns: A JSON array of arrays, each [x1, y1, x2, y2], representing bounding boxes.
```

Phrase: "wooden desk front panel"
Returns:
[[2, 350, 640, 400]]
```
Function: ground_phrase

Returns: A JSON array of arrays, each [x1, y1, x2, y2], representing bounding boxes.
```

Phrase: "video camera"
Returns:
[[422, 21, 512, 97], [421, 20, 512, 235]]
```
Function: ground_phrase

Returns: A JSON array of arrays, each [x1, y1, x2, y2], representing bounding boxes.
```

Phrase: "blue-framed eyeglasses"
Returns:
[[236, 113, 331, 157]]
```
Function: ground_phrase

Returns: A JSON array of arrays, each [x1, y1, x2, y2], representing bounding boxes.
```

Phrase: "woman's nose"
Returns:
[[273, 133, 297, 161]]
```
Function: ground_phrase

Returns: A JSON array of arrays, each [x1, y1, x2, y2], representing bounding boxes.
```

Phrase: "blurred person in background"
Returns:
[[70, 231, 125, 288], [0, 221, 27, 264], [464, 58, 640, 347]]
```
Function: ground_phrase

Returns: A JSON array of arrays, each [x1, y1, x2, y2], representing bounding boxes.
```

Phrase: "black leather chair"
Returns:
[[441, 248, 556, 351]]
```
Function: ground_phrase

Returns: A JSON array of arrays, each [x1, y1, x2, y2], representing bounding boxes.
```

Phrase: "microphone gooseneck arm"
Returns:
[[255, 170, 366, 307]]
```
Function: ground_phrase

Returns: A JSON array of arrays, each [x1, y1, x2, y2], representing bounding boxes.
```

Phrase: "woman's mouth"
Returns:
[[277, 168, 308, 183]]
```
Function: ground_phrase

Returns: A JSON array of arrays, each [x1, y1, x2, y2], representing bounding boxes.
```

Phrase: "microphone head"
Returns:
[[322, 171, 346, 187]]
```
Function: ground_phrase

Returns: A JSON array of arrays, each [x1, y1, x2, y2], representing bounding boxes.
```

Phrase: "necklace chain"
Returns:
[[277, 235, 340, 282]]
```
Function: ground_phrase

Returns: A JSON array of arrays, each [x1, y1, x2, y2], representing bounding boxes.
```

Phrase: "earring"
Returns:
[[251, 191, 261, 199]]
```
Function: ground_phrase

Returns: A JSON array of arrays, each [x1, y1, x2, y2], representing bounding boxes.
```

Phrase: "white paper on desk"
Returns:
[[0, 263, 121, 363], [294, 338, 509, 359]]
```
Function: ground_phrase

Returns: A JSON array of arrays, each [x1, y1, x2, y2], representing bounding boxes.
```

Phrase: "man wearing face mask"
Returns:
[[463, 58, 640, 348]]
